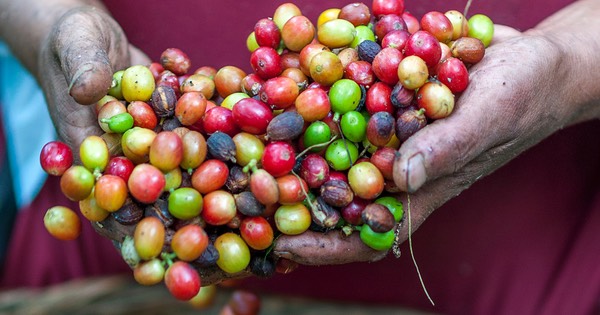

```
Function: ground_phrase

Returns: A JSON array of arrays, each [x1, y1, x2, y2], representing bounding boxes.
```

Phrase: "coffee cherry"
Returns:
[[417, 80, 455, 119], [40, 141, 73, 176], [468, 14, 495, 47], [160, 48, 191, 76], [44, 206, 81, 241], [122, 65, 155, 102]]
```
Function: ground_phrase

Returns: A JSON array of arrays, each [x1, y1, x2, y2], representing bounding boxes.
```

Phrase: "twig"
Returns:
[[295, 135, 338, 160], [464, 0, 474, 17], [407, 194, 435, 306]]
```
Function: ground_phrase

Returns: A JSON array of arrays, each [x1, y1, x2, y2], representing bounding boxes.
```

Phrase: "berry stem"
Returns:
[[160, 252, 177, 268], [464, 0, 474, 17], [341, 225, 355, 236], [406, 194, 435, 306], [335, 119, 354, 166], [333, 111, 341, 123], [359, 142, 372, 158], [93, 168, 103, 180], [242, 159, 258, 173], [295, 135, 338, 160], [291, 170, 316, 213]]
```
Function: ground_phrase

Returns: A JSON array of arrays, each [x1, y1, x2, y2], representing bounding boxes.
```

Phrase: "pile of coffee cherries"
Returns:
[[40, 0, 493, 302]]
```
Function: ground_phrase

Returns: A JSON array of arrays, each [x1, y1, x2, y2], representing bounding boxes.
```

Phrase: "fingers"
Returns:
[[392, 37, 536, 193], [270, 164, 500, 266], [273, 230, 388, 265], [490, 24, 522, 45], [50, 7, 130, 105], [392, 111, 494, 193], [197, 266, 252, 287], [91, 213, 135, 242], [129, 45, 152, 67]]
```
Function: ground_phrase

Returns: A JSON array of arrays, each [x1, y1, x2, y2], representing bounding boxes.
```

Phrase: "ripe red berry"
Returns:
[[40, 141, 73, 176]]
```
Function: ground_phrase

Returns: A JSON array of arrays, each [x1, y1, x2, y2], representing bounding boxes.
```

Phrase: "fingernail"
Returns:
[[68, 63, 94, 94], [406, 153, 426, 193]]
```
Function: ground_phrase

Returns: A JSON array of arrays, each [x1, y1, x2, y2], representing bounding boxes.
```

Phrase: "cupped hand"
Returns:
[[38, 6, 150, 150], [37, 7, 255, 287], [273, 25, 579, 265]]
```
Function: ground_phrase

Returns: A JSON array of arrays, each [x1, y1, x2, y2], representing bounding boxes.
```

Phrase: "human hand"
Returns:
[[273, 24, 587, 265], [38, 6, 150, 150], [37, 8, 256, 286]]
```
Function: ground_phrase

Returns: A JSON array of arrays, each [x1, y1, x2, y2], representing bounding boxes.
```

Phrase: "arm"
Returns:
[[275, 0, 600, 262]]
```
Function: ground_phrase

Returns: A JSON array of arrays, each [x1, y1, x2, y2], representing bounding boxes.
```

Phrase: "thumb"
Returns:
[[392, 117, 489, 193], [392, 77, 509, 193], [39, 7, 150, 148], [50, 7, 131, 105], [273, 230, 388, 265], [392, 27, 533, 194]]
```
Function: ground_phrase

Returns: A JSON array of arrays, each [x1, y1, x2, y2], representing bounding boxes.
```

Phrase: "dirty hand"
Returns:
[[274, 15, 600, 265], [38, 6, 149, 149]]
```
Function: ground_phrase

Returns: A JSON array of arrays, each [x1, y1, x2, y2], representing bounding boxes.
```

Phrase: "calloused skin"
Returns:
[[2, 0, 600, 286]]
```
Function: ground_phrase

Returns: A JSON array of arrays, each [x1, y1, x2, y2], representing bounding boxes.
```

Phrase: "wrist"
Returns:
[[528, 0, 600, 125]]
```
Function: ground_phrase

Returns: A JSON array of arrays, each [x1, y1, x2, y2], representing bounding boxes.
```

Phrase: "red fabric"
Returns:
[[0, 175, 130, 287], [4, 1, 600, 315]]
